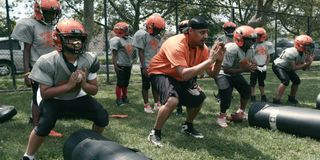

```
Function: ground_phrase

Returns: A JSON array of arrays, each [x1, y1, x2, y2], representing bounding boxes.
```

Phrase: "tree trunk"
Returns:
[[248, 0, 274, 27], [84, 0, 94, 47]]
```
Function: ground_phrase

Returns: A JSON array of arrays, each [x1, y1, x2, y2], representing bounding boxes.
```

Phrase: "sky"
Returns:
[[1, 0, 32, 20]]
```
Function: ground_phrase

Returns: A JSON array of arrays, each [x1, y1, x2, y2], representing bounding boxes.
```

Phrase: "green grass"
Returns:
[[0, 62, 320, 160]]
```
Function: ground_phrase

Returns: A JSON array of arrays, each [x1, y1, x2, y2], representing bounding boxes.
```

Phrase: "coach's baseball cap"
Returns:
[[189, 16, 208, 30]]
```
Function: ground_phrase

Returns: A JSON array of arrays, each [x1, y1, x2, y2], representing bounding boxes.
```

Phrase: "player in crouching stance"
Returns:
[[21, 19, 109, 160], [272, 35, 315, 104], [147, 16, 225, 147], [215, 25, 257, 128]]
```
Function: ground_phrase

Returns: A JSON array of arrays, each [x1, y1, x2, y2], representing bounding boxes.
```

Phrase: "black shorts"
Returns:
[[31, 81, 39, 105], [216, 74, 250, 110], [272, 64, 300, 86], [116, 65, 132, 87], [250, 70, 267, 87], [150, 75, 206, 108], [35, 95, 109, 136], [140, 67, 151, 90]]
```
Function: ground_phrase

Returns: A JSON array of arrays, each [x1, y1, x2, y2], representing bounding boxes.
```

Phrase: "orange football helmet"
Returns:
[[52, 19, 87, 54], [255, 27, 268, 43], [34, 0, 61, 25], [145, 13, 166, 36], [223, 21, 237, 29], [294, 35, 314, 53], [233, 25, 257, 48], [113, 22, 130, 38], [223, 21, 237, 37]]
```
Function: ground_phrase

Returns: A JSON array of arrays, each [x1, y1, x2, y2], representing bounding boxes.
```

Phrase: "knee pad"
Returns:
[[94, 108, 109, 127], [240, 85, 251, 99], [219, 87, 233, 108], [34, 125, 52, 137], [142, 82, 151, 90], [281, 79, 290, 86], [215, 75, 230, 90], [258, 81, 265, 87], [292, 78, 301, 85], [250, 80, 257, 87]]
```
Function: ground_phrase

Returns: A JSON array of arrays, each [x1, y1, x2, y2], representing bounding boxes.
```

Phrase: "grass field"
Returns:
[[0, 62, 320, 160]]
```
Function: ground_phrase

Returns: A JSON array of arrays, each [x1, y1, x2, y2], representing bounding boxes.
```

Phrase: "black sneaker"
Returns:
[[122, 96, 129, 104], [147, 129, 163, 147], [261, 95, 268, 102], [287, 95, 299, 104], [251, 96, 256, 102], [175, 105, 183, 116], [116, 99, 125, 106], [22, 156, 34, 160], [181, 123, 204, 138], [28, 117, 33, 124]]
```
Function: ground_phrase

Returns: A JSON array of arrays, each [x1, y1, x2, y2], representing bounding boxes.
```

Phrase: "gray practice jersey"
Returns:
[[11, 17, 55, 66], [221, 43, 254, 75], [132, 29, 162, 67], [29, 51, 99, 100], [251, 41, 273, 66], [217, 35, 233, 44], [109, 36, 134, 66], [273, 47, 306, 71], [265, 41, 275, 55]]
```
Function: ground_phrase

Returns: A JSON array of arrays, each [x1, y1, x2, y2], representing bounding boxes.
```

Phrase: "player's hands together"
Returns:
[[209, 41, 225, 63], [306, 54, 315, 64], [79, 68, 88, 87], [68, 71, 81, 88], [239, 58, 256, 72]]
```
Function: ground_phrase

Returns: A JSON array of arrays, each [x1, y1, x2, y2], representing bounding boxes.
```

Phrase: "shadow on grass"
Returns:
[[150, 116, 273, 160]]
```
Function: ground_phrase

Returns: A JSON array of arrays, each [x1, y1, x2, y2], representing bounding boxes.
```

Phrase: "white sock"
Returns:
[[23, 153, 34, 160], [236, 108, 244, 113]]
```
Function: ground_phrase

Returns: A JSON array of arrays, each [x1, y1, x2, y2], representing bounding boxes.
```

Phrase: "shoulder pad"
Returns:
[[225, 43, 239, 54], [89, 55, 100, 73]]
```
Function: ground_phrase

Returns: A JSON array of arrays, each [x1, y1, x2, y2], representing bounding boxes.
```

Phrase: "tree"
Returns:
[[8, 0, 320, 43], [247, 0, 275, 27], [84, 0, 94, 45]]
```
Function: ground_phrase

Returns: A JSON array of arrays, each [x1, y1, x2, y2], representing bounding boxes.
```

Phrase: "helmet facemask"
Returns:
[[42, 9, 61, 26], [113, 22, 131, 38], [145, 13, 166, 36], [151, 26, 165, 36], [34, 0, 61, 26], [224, 27, 235, 38], [243, 37, 256, 50], [60, 33, 87, 55], [304, 43, 315, 55]]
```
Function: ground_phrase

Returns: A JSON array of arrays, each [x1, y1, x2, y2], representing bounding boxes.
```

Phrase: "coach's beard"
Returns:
[[198, 43, 205, 50]]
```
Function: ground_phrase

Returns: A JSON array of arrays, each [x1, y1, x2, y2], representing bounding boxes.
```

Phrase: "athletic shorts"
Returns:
[[150, 74, 206, 108], [116, 65, 132, 87], [272, 64, 300, 86], [35, 95, 109, 136], [250, 70, 267, 87], [31, 81, 39, 105], [140, 68, 151, 90]]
